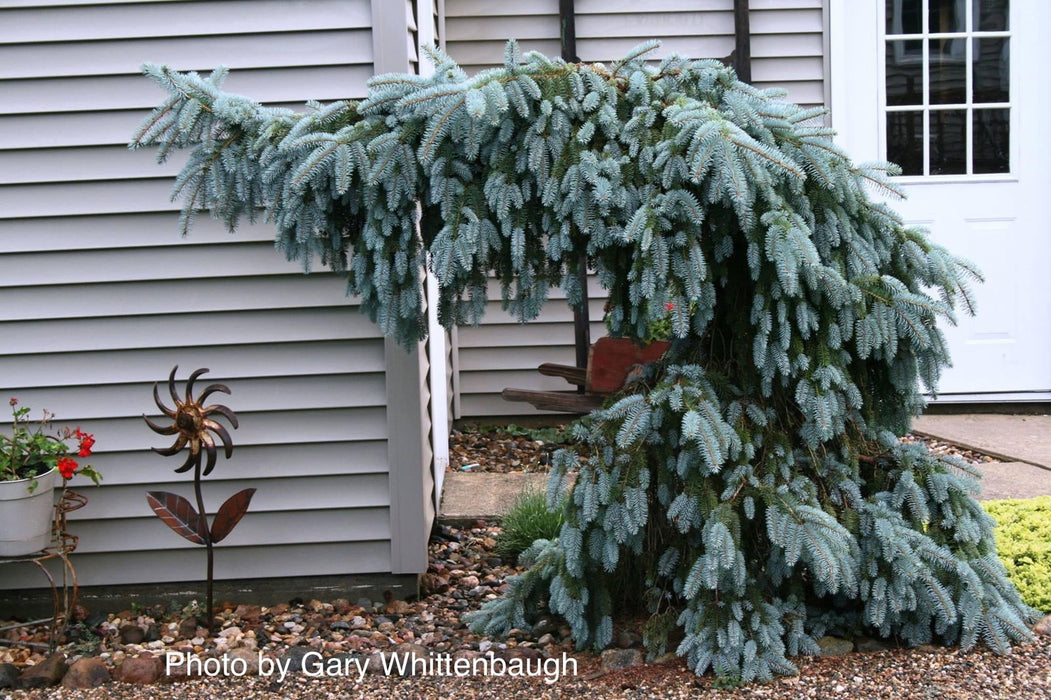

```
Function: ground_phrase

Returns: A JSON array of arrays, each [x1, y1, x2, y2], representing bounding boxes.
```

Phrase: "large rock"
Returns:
[[531, 618, 559, 638], [280, 646, 322, 674], [120, 624, 145, 645], [233, 605, 262, 624], [0, 663, 20, 689], [600, 648, 645, 671], [1033, 614, 1051, 637], [817, 636, 854, 657], [62, 657, 111, 688], [385, 599, 411, 615], [224, 647, 260, 675], [177, 617, 199, 640], [18, 652, 67, 688], [419, 573, 449, 596], [116, 652, 163, 684]]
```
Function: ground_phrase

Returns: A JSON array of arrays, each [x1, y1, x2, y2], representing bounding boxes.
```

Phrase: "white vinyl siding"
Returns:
[[444, 0, 827, 417], [0, 0, 420, 588], [751, 0, 825, 107]]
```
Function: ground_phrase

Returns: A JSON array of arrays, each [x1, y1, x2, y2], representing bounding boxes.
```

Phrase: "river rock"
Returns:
[[19, 652, 67, 688], [493, 646, 544, 661], [120, 624, 145, 645], [0, 663, 18, 689], [177, 617, 199, 640], [62, 657, 110, 688], [233, 605, 262, 623], [224, 647, 259, 675], [531, 618, 558, 637], [600, 648, 644, 671], [817, 636, 854, 657], [116, 653, 162, 684], [419, 573, 449, 595], [281, 646, 321, 674]]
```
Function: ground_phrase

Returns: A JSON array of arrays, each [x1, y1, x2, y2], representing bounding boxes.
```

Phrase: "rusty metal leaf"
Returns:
[[146, 491, 208, 545], [210, 488, 256, 543]]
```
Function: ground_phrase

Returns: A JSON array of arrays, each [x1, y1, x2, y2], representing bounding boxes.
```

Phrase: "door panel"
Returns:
[[831, 0, 1050, 397]]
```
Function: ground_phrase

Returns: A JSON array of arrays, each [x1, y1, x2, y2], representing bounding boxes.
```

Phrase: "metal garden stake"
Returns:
[[144, 366, 253, 634]]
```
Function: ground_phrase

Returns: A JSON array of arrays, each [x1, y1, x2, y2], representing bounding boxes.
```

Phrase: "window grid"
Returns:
[[883, 0, 1011, 177]]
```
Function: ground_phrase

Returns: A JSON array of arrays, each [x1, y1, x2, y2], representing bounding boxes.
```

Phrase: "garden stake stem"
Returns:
[[190, 451, 215, 633]]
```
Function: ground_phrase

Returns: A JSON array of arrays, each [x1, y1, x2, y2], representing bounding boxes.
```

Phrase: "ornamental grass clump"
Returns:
[[496, 488, 567, 562], [132, 41, 1037, 682]]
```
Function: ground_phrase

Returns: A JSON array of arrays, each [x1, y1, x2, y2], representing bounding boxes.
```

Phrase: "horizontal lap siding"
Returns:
[[0, 0, 397, 588], [443, 0, 826, 417], [442, 0, 560, 74], [751, 0, 826, 108]]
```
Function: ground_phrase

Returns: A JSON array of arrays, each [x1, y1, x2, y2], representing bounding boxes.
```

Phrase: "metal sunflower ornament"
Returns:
[[144, 366, 254, 633]]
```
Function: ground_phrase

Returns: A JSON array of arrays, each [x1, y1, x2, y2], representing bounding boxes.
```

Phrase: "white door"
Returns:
[[831, 0, 1051, 400]]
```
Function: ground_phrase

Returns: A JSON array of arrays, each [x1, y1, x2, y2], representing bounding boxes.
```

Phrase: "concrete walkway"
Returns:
[[439, 413, 1051, 521], [912, 414, 1051, 469], [439, 472, 547, 523]]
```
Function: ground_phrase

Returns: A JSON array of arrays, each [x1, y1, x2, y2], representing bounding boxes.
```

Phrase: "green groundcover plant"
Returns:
[[985, 497, 1051, 614], [131, 41, 1038, 682]]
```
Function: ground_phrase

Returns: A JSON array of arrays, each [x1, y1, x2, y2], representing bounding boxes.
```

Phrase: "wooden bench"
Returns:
[[501, 337, 670, 413]]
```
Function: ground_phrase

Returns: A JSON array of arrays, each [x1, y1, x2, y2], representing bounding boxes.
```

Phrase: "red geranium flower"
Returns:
[[57, 457, 78, 480], [75, 428, 95, 457]]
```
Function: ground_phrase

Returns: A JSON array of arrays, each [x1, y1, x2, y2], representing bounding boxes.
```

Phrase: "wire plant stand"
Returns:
[[0, 488, 86, 653]]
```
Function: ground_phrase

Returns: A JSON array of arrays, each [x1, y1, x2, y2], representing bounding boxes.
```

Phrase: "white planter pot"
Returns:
[[0, 467, 58, 557]]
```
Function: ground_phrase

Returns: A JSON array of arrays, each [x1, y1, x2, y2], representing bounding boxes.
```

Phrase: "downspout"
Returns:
[[560, 0, 590, 378], [559, 0, 579, 63], [733, 0, 752, 83], [418, 1, 450, 513]]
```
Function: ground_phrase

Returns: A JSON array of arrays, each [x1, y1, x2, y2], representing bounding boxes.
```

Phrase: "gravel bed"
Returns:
[[6, 635, 1051, 698], [5, 519, 1049, 698], [4, 428, 1040, 698]]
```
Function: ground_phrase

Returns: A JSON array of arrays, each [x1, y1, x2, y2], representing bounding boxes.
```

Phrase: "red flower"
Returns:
[[666, 302, 675, 311], [8, 397, 16, 406], [57, 457, 78, 480], [75, 428, 95, 457]]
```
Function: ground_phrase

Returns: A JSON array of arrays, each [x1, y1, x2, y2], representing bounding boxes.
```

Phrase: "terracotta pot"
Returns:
[[0, 466, 58, 556], [587, 336, 671, 394]]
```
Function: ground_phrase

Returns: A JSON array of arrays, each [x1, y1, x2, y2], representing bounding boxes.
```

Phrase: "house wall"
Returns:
[[1, 0, 432, 587], [443, 0, 828, 417]]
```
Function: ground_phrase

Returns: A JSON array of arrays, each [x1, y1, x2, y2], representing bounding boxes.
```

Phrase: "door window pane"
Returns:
[[886, 40, 924, 105], [976, 0, 1009, 31], [972, 38, 1009, 103], [929, 0, 966, 33], [888, 0, 923, 34], [929, 110, 967, 174], [973, 109, 1009, 173], [887, 112, 925, 175], [930, 38, 966, 104]]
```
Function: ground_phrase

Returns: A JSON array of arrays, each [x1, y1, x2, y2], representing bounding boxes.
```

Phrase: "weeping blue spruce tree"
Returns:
[[132, 42, 1037, 682]]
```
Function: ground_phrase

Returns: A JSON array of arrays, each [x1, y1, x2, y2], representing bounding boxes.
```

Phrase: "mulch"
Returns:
[[448, 425, 999, 474]]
